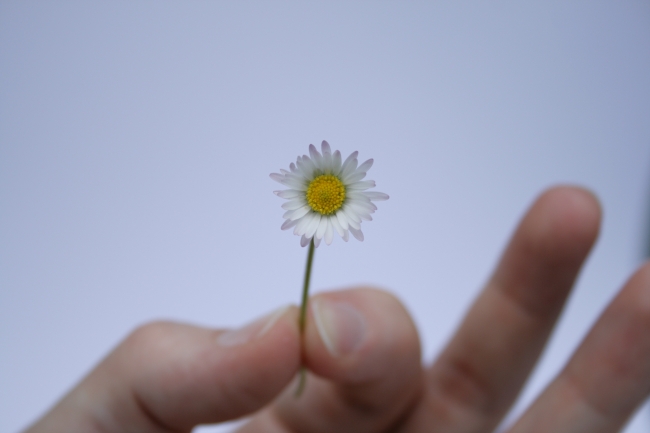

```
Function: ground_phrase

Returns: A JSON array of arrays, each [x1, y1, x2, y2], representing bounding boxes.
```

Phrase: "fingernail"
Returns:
[[217, 305, 290, 347], [311, 298, 367, 357]]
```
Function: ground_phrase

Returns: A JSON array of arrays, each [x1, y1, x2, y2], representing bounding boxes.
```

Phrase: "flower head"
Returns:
[[271, 141, 389, 247]]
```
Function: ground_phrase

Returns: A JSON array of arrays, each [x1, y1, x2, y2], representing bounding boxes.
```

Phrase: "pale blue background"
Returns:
[[1, 2, 649, 432]]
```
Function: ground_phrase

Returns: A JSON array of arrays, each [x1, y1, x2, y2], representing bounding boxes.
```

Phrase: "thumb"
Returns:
[[26, 306, 301, 433]]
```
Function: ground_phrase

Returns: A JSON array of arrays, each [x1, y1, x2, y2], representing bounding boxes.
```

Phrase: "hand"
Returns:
[[25, 186, 650, 433]]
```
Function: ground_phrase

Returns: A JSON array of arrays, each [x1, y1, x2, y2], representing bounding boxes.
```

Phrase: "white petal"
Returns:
[[348, 203, 373, 221], [289, 162, 297, 172], [316, 216, 328, 239], [305, 214, 321, 239], [293, 212, 313, 235], [342, 170, 366, 184], [332, 150, 343, 175], [348, 199, 377, 212], [339, 152, 358, 179], [281, 219, 299, 230], [346, 191, 372, 202], [348, 217, 361, 230], [301, 154, 318, 177], [342, 205, 362, 223], [342, 230, 349, 242], [274, 189, 304, 199], [349, 227, 364, 241], [356, 158, 373, 173], [300, 235, 311, 247], [330, 215, 345, 237], [322, 150, 333, 173], [309, 144, 323, 170], [280, 177, 307, 190], [324, 220, 334, 245], [347, 180, 375, 191], [320, 141, 333, 172], [294, 158, 311, 179], [283, 171, 309, 182], [288, 205, 310, 221], [336, 210, 349, 230], [314, 236, 322, 248], [281, 198, 307, 210], [363, 191, 389, 201]]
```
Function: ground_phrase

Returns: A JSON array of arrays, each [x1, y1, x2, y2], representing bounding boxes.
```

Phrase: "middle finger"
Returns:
[[406, 187, 601, 432]]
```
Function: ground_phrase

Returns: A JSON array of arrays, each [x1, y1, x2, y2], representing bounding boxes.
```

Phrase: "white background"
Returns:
[[1, 2, 649, 432]]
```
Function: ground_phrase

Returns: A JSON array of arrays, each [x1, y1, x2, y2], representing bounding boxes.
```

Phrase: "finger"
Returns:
[[405, 186, 601, 432], [25, 306, 301, 433], [239, 288, 423, 433], [508, 261, 650, 433]]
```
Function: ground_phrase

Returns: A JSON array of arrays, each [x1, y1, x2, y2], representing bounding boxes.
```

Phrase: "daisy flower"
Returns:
[[271, 141, 389, 247]]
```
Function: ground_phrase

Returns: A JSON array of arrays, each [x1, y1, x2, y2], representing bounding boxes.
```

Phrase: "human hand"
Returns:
[[25, 186, 650, 433]]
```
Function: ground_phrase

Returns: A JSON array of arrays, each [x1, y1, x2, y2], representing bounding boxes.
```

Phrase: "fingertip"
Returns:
[[491, 185, 603, 319], [533, 185, 601, 257], [617, 260, 650, 321], [304, 287, 421, 384]]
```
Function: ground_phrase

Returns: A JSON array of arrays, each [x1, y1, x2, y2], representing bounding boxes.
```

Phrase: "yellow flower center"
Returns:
[[306, 174, 346, 215]]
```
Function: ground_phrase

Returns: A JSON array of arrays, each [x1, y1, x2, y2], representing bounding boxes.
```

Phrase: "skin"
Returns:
[[25, 186, 650, 433]]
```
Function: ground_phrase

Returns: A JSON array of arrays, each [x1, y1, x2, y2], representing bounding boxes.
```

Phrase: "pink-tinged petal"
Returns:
[[295, 155, 306, 168], [281, 199, 307, 210], [309, 144, 323, 170], [330, 215, 345, 237], [356, 158, 373, 173], [301, 154, 318, 177], [342, 170, 366, 184], [321, 140, 331, 155], [336, 210, 349, 230], [363, 191, 389, 201], [300, 235, 310, 247], [281, 219, 299, 230], [270, 173, 284, 183], [322, 147, 333, 173], [346, 180, 375, 191], [314, 236, 322, 248], [324, 220, 334, 245], [332, 150, 343, 175], [289, 162, 297, 172], [274, 189, 303, 199], [309, 143, 321, 159], [316, 216, 328, 239], [280, 177, 307, 190], [305, 214, 321, 239], [349, 227, 364, 241]]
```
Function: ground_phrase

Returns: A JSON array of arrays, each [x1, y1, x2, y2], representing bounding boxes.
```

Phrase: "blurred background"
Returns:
[[1, 1, 649, 432]]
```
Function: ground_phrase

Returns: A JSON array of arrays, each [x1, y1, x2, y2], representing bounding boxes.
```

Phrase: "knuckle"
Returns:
[[122, 320, 175, 356]]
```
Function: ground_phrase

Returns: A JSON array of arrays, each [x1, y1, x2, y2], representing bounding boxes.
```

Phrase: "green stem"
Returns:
[[295, 238, 315, 397]]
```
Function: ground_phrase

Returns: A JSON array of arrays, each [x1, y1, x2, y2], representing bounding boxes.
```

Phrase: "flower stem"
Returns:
[[295, 238, 315, 397]]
